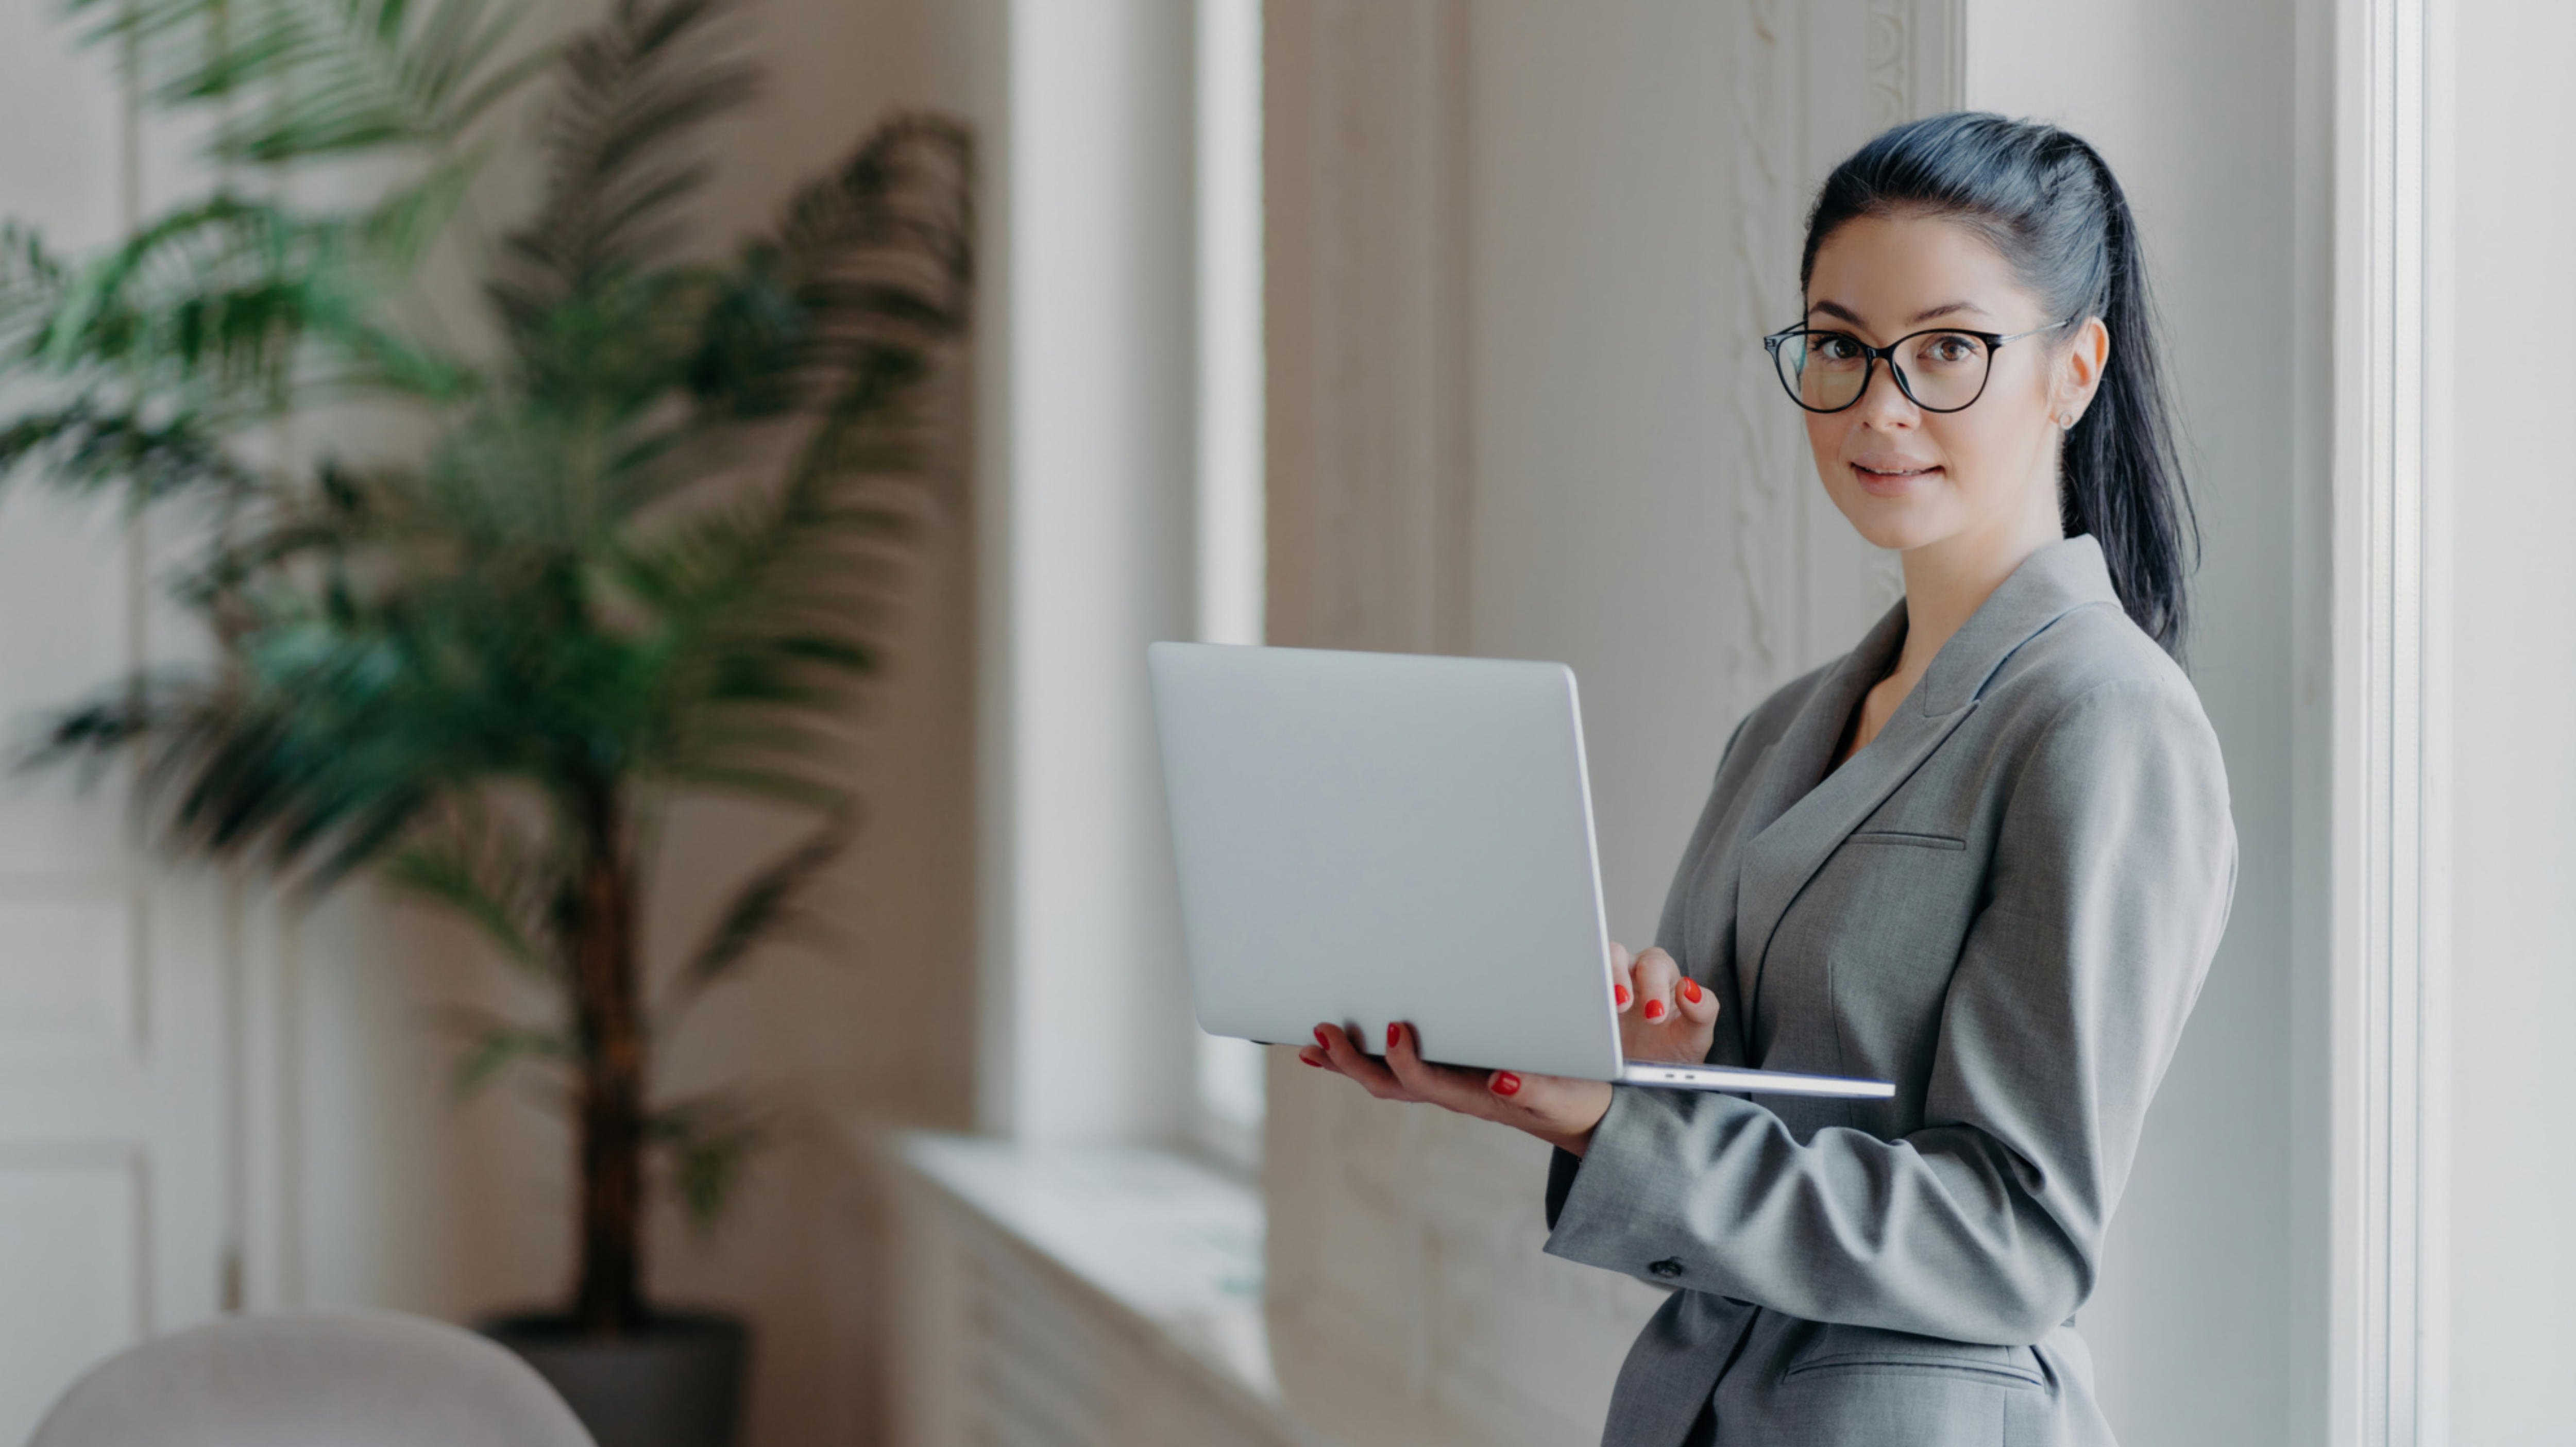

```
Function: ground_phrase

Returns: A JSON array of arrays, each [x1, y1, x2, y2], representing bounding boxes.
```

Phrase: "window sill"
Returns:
[[892, 1131, 1290, 1411]]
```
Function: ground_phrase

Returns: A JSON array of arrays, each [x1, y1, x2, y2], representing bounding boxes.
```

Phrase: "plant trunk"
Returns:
[[570, 787, 648, 1336]]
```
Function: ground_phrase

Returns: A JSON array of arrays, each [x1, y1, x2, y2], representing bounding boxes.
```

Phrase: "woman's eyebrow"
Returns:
[[1803, 299, 1994, 326]]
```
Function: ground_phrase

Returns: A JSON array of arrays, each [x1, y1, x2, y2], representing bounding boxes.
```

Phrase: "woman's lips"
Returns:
[[1850, 461, 1942, 497]]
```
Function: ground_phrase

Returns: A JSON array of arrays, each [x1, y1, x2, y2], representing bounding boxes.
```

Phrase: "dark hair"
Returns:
[[1800, 112, 2196, 653]]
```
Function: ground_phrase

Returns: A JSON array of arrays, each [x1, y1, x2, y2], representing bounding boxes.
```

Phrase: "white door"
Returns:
[[0, 7, 238, 1438]]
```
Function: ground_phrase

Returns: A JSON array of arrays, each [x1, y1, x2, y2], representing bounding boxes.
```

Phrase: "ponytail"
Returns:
[[1800, 113, 2197, 652]]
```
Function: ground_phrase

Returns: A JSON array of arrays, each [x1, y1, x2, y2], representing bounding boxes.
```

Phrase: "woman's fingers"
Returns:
[[1382, 1022, 1500, 1113], [1631, 947, 1683, 1024], [1311, 1022, 1616, 1154], [1673, 966, 1720, 1027], [1312, 1022, 1406, 1098], [1481, 1067, 1615, 1150], [1671, 968, 1720, 1062], [1612, 948, 1719, 1065], [1608, 941, 1637, 1012]]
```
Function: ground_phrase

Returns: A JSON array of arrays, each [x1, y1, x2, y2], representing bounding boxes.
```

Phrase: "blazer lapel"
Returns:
[[1730, 535, 2126, 1047], [1722, 604, 1904, 1014], [1733, 695, 1979, 1044]]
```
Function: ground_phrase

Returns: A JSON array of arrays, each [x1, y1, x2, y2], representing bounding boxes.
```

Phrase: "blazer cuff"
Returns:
[[1542, 1084, 1756, 1289]]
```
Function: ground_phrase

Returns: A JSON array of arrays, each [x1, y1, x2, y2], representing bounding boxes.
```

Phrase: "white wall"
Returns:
[[2442, 1, 2576, 1439]]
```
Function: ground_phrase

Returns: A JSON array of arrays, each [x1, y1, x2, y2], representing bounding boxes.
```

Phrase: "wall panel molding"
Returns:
[[0, 882, 143, 1058], [1727, 0, 1804, 713], [1864, 0, 1962, 130]]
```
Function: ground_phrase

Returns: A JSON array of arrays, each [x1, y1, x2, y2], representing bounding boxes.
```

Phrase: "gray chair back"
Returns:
[[24, 1309, 597, 1447]]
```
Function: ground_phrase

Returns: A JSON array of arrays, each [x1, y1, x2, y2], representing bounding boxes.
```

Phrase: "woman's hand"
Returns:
[[1612, 941, 1720, 1066], [1292, 942, 1718, 1157], [1297, 1022, 1613, 1156]]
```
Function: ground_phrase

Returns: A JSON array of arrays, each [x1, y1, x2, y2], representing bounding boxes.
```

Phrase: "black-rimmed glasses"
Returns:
[[1762, 318, 2074, 414]]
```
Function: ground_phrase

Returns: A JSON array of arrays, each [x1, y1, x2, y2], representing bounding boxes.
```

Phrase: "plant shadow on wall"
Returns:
[[0, 0, 971, 1441]]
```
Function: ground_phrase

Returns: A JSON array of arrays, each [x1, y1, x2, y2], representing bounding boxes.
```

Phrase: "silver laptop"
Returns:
[[1147, 642, 1893, 1100]]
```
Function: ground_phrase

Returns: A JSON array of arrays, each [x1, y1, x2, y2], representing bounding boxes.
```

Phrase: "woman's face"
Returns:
[[1798, 212, 2106, 557]]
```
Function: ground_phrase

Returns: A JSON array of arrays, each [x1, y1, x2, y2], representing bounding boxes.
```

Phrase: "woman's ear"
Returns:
[[2055, 316, 2112, 426]]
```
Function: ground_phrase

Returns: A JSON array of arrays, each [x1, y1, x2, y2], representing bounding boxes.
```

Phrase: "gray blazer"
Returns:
[[1541, 535, 2235, 1447]]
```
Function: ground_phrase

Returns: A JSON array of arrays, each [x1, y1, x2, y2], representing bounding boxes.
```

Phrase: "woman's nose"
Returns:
[[1851, 360, 1920, 427]]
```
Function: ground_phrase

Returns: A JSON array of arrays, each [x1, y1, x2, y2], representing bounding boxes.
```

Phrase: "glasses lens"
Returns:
[[1776, 330, 1870, 411], [1891, 331, 1993, 411]]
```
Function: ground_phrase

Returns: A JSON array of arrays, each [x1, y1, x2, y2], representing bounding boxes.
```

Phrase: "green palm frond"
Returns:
[[621, 120, 973, 784], [648, 1092, 766, 1234], [492, 0, 757, 366], [690, 113, 973, 422], [42, 670, 420, 889], [0, 227, 69, 357], [16, 197, 469, 422], [784, 114, 976, 343], [620, 437, 916, 743], [662, 812, 851, 1014], [444, 1010, 572, 1098], [38, 199, 332, 396], [0, 402, 256, 502], [70, 0, 552, 165], [362, 150, 489, 272], [166, 461, 399, 608], [383, 802, 570, 978], [40, 554, 609, 885]]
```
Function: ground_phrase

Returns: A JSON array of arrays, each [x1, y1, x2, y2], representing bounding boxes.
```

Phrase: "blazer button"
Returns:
[[1648, 1258, 1685, 1280]]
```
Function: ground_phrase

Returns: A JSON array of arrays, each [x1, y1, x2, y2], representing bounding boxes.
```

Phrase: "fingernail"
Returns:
[[1682, 978, 1703, 1004], [1643, 1000, 1666, 1021], [1614, 983, 1631, 1007], [1314, 1027, 1331, 1049], [1492, 1072, 1522, 1097], [1386, 1022, 1402, 1049], [1301, 1053, 1324, 1068]]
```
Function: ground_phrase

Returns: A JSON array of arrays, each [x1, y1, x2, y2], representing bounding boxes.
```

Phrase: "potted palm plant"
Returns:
[[0, 2, 971, 1443]]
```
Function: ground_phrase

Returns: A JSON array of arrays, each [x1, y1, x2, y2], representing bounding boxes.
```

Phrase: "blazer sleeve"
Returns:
[[1539, 678, 2236, 1344]]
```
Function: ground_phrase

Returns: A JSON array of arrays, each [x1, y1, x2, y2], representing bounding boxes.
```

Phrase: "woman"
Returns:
[[1298, 112, 2236, 1446]]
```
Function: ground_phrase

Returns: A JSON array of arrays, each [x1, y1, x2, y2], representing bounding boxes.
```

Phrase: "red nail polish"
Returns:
[[1643, 1000, 1666, 1021], [1386, 1022, 1402, 1049], [1683, 978, 1703, 1004], [1315, 1026, 1331, 1048], [1302, 1053, 1324, 1067], [1492, 1072, 1522, 1097], [1614, 983, 1631, 1007]]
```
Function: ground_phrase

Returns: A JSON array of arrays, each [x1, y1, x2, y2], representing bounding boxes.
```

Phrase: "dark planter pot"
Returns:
[[481, 1310, 750, 1447]]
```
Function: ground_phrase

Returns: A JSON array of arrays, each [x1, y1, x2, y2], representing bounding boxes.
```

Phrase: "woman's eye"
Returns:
[[1925, 335, 1979, 364], [1817, 335, 1863, 362]]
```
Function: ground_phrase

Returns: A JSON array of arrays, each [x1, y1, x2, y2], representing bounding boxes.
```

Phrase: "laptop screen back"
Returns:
[[1148, 642, 1625, 1081]]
